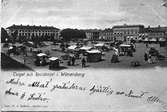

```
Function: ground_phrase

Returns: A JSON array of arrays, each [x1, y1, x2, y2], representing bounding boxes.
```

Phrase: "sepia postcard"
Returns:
[[1, 0, 167, 111]]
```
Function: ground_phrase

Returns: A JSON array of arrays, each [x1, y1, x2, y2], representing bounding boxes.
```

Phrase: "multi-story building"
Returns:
[[99, 28, 113, 41], [84, 29, 101, 40], [143, 26, 167, 41], [6, 24, 59, 41], [112, 24, 144, 41]]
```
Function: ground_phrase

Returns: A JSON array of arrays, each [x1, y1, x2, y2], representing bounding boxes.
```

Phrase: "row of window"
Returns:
[[147, 33, 164, 36], [18, 33, 55, 36], [11, 30, 57, 33], [18, 30, 56, 33], [18, 32, 56, 35], [113, 31, 139, 35]]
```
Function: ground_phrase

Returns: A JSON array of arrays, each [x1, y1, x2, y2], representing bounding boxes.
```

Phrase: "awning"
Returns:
[[15, 44, 23, 47], [49, 57, 59, 61], [94, 43, 105, 47], [80, 46, 92, 50], [9, 46, 13, 49], [120, 44, 131, 47], [150, 38, 157, 42], [87, 50, 101, 54], [143, 38, 149, 41], [68, 45, 77, 50], [37, 53, 47, 57], [159, 38, 166, 42]]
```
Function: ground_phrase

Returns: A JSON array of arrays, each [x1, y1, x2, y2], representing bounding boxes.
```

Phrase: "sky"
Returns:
[[1, 0, 167, 29]]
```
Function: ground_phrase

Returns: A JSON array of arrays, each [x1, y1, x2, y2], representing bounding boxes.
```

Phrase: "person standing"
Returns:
[[71, 56, 75, 66], [23, 55, 26, 64], [148, 54, 152, 64], [146, 43, 148, 48], [144, 52, 148, 62], [81, 57, 86, 68]]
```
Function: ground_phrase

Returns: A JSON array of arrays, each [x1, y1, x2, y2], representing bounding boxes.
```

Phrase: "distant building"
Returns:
[[99, 28, 113, 41], [112, 24, 144, 41], [84, 29, 101, 40], [142, 26, 167, 41], [6, 24, 59, 41]]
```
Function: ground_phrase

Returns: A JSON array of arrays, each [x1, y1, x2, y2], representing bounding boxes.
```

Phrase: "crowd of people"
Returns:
[[67, 54, 87, 68], [144, 46, 161, 64], [2, 39, 166, 70]]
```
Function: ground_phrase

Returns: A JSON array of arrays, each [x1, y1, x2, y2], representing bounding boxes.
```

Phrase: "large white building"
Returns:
[[6, 24, 59, 41], [99, 28, 113, 41], [84, 29, 101, 40], [112, 24, 144, 41]]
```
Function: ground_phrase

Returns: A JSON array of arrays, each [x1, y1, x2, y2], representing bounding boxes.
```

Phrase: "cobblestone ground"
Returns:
[[1, 42, 167, 71]]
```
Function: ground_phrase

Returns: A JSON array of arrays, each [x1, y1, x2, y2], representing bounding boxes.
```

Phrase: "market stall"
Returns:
[[159, 38, 166, 47], [94, 43, 109, 51], [86, 50, 102, 62], [34, 53, 48, 66], [49, 57, 60, 69], [119, 44, 133, 56], [67, 45, 79, 53], [79, 46, 93, 54], [143, 38, 149, 43], [149, 38, 157, 43]]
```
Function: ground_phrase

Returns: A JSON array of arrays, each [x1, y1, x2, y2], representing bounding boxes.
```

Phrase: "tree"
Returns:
[[1, 27, 9, 43], [11, 30, 18, 43], [60, 28, 86, 41]]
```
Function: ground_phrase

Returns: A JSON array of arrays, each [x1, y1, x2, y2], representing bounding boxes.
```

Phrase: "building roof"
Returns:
[[101, 28, 113, 33], [7, 24, 59, 30], [112, 24, 144, 29], [143, 27, 166, 33], [84, 29, 102, 33]]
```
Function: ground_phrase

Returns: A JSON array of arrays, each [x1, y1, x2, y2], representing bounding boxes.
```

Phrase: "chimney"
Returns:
[[158, 25, 160, 28], [148, 25, 150, 28]]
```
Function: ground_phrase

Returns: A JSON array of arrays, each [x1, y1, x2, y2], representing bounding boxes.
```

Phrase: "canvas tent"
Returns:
[[37, 53, 47, 57], [159, 38, 166, 47], [49, 57, 60, 69], [80, 46, 92, 51], [149, 38, 157, 43], [159, 38, 166, 42], [35, 53, 47, 66], [67, 45, 79, 51], [94, 43, 105, 48], [86, 50, 102, 62], [79, 46, 93, 53], [119, 44, 133, 56], [94, 43, 109, 51]]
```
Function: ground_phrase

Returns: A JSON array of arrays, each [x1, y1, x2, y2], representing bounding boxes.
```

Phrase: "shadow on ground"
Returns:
[[1, 53, 33, 71], [49, 66, 68, 71]]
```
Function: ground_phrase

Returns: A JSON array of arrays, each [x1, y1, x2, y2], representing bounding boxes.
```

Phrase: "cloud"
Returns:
[[1, 0, 167, 28]]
